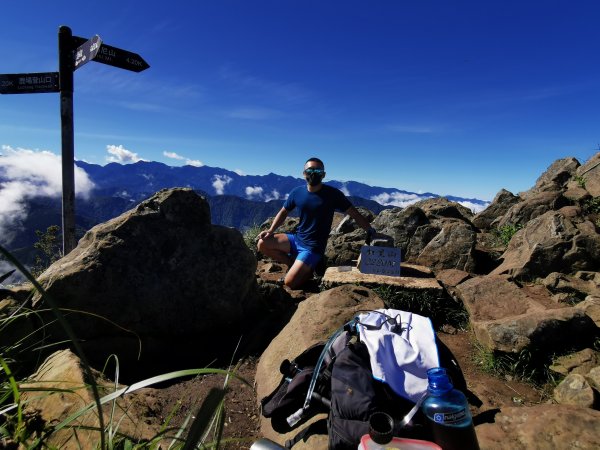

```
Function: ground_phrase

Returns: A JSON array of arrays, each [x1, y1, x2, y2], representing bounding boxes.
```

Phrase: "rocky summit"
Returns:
[[1, 152, 599, 449]]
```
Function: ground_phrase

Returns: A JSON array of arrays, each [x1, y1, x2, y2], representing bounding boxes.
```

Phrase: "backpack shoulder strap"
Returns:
[[284, 419, 328, 448]]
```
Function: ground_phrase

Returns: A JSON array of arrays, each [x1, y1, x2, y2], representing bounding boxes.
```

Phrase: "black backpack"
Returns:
[[260, 310, 469, 449]]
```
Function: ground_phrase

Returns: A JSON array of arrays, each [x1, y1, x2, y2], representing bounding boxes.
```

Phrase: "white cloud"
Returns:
[[212, 174, 232, 195], [370, 192, 435, 208], [0, 146, 95, 245], [264, 190, 280, 202], [245, 186, 263, 199], [458, 200, 489, 214], [339, 183, 351, 196], [163, 151, 185, 160], [245, 186, 280, 201], [186, 159, 203, 167], [234, 169, 246, 176], [371, 190, 489, 214], [106, 144, 145, 163], [163, 151, 203, 167]]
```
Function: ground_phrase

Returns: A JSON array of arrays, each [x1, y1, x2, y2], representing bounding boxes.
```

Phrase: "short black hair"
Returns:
[[305, 157, 324, 169]]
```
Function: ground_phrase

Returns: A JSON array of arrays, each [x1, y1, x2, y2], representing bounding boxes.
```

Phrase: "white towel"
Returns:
[[356, 309, 439, 403]]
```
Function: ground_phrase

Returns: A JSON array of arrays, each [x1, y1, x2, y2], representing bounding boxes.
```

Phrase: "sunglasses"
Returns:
[[304, 168, 324, 175]]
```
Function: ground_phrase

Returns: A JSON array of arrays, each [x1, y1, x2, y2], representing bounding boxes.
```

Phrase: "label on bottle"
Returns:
[[433, 408, 467, 424]]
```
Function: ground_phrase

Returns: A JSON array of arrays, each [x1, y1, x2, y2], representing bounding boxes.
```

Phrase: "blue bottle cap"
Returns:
[[427, 367, 453, 394]]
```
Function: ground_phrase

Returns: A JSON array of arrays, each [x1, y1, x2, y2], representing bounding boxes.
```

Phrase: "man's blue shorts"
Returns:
[[286, 233, 322, 270]]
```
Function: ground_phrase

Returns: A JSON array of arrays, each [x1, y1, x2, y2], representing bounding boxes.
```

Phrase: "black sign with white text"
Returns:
[[74, 35, 102, 70], [73, 36, 149, 72], [0, 72, 60, 94]]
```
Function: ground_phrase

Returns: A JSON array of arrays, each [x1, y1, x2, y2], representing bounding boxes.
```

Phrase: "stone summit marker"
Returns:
[[358, 245, 401, 277]]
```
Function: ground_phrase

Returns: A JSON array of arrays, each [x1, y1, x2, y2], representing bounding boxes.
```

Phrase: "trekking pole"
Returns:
[[286, 320, 354, 427]]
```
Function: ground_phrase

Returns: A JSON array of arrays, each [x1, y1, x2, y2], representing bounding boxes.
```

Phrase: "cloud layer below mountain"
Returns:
[[0, 146, 95, 245]]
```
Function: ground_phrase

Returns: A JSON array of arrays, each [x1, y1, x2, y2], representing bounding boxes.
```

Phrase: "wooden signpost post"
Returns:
[[1, 26, 149, 255]]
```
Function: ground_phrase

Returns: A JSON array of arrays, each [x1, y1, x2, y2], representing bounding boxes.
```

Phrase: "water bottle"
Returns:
[[421, 367, 480, 450]]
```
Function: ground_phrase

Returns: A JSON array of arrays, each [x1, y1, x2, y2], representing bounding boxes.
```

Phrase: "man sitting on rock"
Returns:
[[257, 157, 376, 289]]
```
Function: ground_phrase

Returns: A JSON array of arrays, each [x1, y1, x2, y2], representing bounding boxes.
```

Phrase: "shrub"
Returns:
[[574, 175, 586, 189], [582, 197, 600, 215], [493, 223, 522, 247], [242, 224, 262, 260], [31, 225, 62, 277]]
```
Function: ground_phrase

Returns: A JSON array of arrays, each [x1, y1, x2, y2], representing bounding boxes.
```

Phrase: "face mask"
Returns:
[[305, 168, 324, 186]]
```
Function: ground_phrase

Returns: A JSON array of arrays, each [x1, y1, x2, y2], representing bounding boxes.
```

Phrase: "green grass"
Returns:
[[582, 196, 600, 215], [493, 223, 523, 247], [472, 340, 564, 390], [0, 244, 253, 449], [242, 224, 262, 260], [574, 175, 586, 189], [373, 285, 470, 331]]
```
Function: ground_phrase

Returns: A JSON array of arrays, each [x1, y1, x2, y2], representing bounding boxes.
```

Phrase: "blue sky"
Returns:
[[1, 0, 599, 201]]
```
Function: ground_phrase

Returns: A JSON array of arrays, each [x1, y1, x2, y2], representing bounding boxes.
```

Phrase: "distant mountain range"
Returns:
[[3, 160, 489, 264], [75, 160, 488, 210]]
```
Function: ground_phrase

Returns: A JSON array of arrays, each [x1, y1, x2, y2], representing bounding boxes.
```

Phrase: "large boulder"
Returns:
[[493, 190, 570, 229], [542, 271, 600, 301], [577, 151, 600, 197], [325, 207, 375, 265], [472, 189, 520, 230], [412, 219, 478, 273], [372, 199, 479, 273], [523, 157, 580, 197], [455, 275, 597, 353], [475, 405, 600, 449], [325, 228, 367, 266], [491, 210, 600, 280], [33, 189, 261, 369], [371, 206, 428, 257], [413, 197, 474, 222]]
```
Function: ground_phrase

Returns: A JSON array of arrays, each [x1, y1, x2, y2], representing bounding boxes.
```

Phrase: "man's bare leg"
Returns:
[[257, 233, 293, 266], [284, 258, 314, 290]]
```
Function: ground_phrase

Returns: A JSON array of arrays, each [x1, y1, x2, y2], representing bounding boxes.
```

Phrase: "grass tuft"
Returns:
[[373, 285, 470, 331], [0, 244, 253, 449]]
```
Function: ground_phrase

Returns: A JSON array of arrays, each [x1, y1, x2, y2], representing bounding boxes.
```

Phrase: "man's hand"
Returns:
[[257, 230, 274, 241], [366, 227, 376, 246]]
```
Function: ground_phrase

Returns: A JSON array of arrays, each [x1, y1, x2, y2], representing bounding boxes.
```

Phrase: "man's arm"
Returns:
[[257, 207, 289, 240], [345, 206, 375, 233]]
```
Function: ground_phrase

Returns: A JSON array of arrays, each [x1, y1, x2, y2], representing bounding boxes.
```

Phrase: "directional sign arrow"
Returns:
[[0, 72, 59, 94], [73, 36, 149, 72], [74, 34, 102, 70]]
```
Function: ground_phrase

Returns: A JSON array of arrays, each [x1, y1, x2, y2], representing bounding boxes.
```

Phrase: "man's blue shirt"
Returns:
[[283, 184, 352, 254]]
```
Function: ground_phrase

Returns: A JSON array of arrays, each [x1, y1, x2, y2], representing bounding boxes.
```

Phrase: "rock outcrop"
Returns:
[[4, 150, 600, 449], [32, 188, 262, 369], [476, 405, 600, 449], [21, 349, 163, 449]]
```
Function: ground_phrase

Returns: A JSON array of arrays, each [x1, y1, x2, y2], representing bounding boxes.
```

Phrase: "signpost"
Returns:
[[74, 35, 102, 70], [0, 26, 149, 255], [0, 72, 59, 94], [73, 37, 150, 72]]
